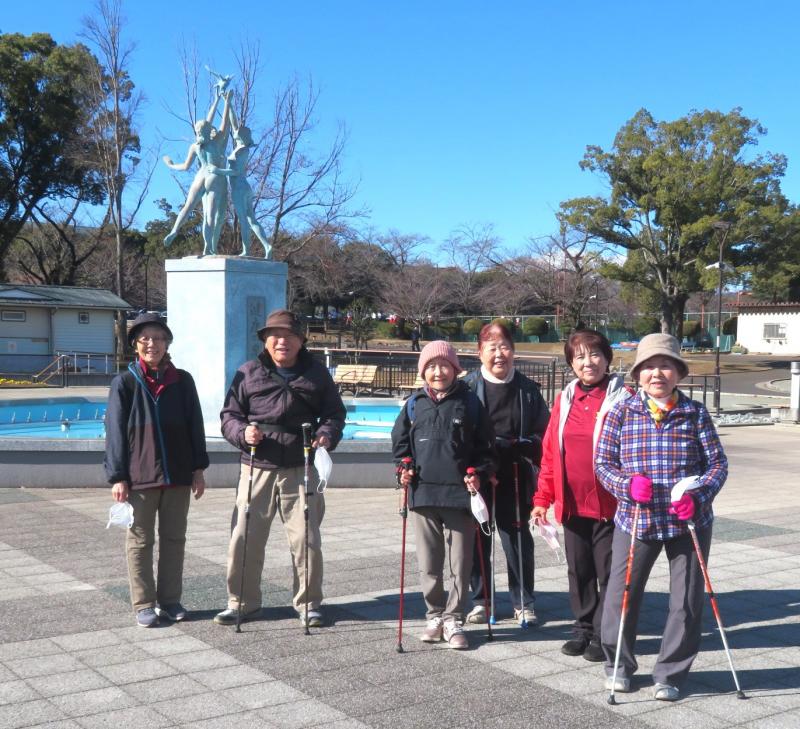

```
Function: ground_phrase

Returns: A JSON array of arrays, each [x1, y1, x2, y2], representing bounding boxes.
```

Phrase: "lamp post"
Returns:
[[710, 221, 732, 416]]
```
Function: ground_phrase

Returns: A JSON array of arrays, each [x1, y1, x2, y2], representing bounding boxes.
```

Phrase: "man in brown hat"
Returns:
[[215, 309, 346, 627]]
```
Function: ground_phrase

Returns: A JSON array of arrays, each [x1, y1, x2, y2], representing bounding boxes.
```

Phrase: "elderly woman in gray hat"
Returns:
[[594, 333, 728, 702], [105, 313, 209, 628]]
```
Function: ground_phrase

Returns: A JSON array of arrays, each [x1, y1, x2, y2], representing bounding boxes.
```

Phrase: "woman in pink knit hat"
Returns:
[[392, 341, 496, 649]]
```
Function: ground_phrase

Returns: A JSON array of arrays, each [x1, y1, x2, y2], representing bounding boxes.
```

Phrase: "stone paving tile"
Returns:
[[190, 664, 273, 691], [94, 657, 176, 684], [72, 643, 153, 669], [257, 698, 349, 727], [124, 674, 207, 702], [161, 648, 241, 672], [74, 705, 175, 729], [221, 679, 305, 709], [0, 700, 66, 728], [25, 669, 111, 698], [175, 712, 281, 729], [0, 679, 40, 705], [149, 692, 245, 723], [5, 653, 85, 679], [48, 686, 137, 719]]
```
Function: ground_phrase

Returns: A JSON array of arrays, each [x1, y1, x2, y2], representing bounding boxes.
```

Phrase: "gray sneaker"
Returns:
[[465, 605, 486, 624], [299, 609, 323, 627], [605, 676, 631, 693], [653, 683, 680, 701], [136, 607, 159, 628], [155, 603, 186, 622], [213, 607, 261, 626]]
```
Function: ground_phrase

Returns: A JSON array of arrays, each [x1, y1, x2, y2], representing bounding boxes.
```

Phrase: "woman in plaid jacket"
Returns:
[[595, 334, 727, 702]]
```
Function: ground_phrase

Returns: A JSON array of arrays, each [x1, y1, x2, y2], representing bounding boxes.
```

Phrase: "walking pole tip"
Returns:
[[607, 694, 617, 706]]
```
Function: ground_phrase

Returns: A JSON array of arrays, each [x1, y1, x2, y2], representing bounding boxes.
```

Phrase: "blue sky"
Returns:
[[4, 1, 800, 255]]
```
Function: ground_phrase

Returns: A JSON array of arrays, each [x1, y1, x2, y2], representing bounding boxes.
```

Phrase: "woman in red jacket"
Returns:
[[532, 330, 631, 661]]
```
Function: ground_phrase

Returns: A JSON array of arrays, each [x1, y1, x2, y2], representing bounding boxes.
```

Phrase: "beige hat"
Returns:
[[630, 333, 688, 380]]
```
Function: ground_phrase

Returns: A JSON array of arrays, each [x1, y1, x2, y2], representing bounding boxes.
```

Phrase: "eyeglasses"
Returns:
[[136, 336, 168, 344]]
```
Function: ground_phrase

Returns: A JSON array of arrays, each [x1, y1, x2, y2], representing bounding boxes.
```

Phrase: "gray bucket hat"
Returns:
[[128, 313, 173, 347], [630, 333, 688, 381]]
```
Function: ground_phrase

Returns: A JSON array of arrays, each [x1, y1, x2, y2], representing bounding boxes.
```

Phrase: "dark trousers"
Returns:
[[601, 525, 711, 688], [470, 484, 535, 612], [563, 515, 614, 638]]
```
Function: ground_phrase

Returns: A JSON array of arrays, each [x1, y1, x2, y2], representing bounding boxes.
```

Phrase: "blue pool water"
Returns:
[[0, 398, 402, 440]]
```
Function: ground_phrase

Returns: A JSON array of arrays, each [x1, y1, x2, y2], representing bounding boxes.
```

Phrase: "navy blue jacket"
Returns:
[[391, 381, 496, 511], [104, 362, 209, 489]]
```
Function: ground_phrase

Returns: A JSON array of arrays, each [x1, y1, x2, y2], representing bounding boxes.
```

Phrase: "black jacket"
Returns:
[[220, 347, 346, 469], [391, 381, 496, 511], [462, 368, 549, 466], [104, 363, 209, 488]]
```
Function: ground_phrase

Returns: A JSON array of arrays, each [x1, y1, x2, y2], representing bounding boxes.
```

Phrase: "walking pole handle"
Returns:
[[301, 422, 313, 449]]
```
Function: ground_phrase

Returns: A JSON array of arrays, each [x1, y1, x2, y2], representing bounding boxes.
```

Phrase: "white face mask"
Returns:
[[106, 502, 134, 529], [471, 491, 491, 535], [530, 517, 565, 563], [315, 446, 333, 493], [670, 475, 700, 502]]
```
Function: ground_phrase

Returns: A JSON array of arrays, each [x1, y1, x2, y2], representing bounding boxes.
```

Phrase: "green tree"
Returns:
[[561, 108, 789, 336], [0, 32, 103, 276]]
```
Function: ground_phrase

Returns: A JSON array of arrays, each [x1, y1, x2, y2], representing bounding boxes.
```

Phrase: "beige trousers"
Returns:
[[225, 463, 324, 613], [126, 485, 191, 612]]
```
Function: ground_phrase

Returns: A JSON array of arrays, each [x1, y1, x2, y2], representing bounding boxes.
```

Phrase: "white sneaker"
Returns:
[[605, 676, 631, 693], [514, 607, 537, 626], [443, 620, 468, 649], [419, 617, 444, 642], [466, 605, 486, 624]]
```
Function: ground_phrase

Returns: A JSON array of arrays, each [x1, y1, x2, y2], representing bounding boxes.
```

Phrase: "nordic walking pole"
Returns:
[[302, 422, 313, 636], [489, 477, 497, 626], [608, 503, 640, 706], [467, 468, 493, 642], [687, 521, 746, 699], [236, 422, 258, 634], [395, 456, 412, 653], [512, 461, 528, 629]]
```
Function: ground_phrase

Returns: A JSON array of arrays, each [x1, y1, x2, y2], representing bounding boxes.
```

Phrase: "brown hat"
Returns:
[[257, 309, 306, 342], [128, 312, 173, 347], [418, 340, 462, 377], [631, 333, 688, 380]]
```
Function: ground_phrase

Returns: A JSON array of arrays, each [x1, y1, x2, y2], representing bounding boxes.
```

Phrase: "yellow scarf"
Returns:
[[644, 391, 678, 426]]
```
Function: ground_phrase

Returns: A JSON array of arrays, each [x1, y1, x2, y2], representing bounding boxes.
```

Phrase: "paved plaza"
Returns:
[[0, 424, 798, 729]]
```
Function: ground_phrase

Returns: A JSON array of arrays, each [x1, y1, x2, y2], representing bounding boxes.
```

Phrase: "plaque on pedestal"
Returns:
[[165, 256, 288, 436]]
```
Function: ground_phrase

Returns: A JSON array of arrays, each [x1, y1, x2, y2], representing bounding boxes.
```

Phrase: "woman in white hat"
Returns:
[[595, 333, 728, 701]]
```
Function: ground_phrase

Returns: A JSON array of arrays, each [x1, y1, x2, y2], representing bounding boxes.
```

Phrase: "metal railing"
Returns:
[[310, 347, 560, 403]]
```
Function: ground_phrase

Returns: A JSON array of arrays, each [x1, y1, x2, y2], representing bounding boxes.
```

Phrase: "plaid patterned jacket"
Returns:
[[595, 390, 728, 541]]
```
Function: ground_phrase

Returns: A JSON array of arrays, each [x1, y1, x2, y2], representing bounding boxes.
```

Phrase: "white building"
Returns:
[[0, 284, 130, 373], [736, 301, 800, 355]]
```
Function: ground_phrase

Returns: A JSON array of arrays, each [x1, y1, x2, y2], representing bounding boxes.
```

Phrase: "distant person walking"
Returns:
[[410, 327, 421, 352], [105, 313, 209, 628]]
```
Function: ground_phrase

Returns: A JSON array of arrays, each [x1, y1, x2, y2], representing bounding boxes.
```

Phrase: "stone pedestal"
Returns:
[[165, 256, 287, 437]]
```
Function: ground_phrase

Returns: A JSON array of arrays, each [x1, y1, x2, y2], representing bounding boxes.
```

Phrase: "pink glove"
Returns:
[[670, 492, 695, 521], [629, 474, 653, 503]]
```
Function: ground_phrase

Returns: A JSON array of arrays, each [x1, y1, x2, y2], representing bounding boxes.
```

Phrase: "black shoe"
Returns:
[[561, 635, 590, 656], [583, 636, 605, 662], [213, 607, 261, 626]]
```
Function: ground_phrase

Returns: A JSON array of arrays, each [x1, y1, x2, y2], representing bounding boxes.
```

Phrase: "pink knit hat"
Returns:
[[418, 340, 462, 377]]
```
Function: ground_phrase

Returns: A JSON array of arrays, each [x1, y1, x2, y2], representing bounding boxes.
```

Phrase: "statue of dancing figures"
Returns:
[[206, 103, 273, 259], [162, 79, 232, 256]]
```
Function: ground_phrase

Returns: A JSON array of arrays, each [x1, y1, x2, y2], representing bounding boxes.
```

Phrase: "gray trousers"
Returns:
[[126, 486, 191, 612], [413, 506, 474, 623], [601, 524, 711, 688]]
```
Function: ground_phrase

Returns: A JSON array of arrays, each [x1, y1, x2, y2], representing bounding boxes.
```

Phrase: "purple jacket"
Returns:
[[220, 348, 346, 469]]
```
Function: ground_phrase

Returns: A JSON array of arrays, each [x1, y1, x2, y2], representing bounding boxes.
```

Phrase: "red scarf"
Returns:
[[139, 357, 179, 399]]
